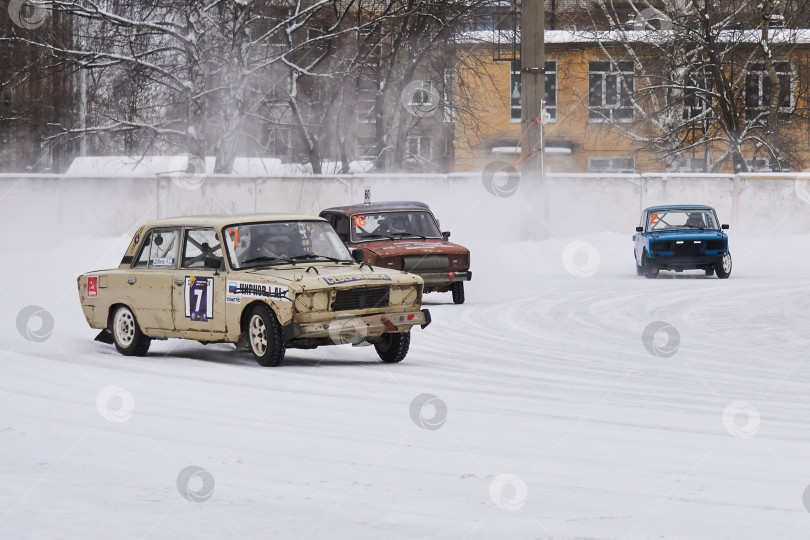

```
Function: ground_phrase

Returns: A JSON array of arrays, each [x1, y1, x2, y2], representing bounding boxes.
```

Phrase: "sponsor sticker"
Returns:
[[225, 296, 241, 304], [130, 226, 145, 251], [322, 273, 392, 285], [87, 276, 98, 297], [185, 276, 214, 321], [152, 257, 174, 266], [226, 280, 289, 301]]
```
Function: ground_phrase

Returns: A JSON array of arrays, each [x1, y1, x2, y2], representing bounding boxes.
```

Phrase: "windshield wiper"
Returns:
[[389, 232, 427, 239], [241, 255, 295, 267], [359, 233, 394, 240], [288, 254, 350, 263]]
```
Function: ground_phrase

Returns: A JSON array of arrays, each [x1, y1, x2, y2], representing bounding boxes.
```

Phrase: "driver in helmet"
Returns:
[[386, 215, 409, 235], [255, 234, 288, 259]]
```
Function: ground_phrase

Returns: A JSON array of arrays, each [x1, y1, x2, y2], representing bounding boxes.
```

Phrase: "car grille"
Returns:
[[651, 241, 672, 252], [332, 286, 390, 311], [404, 255, 449, 272], [706, 240, 726, 250], [673, 241, 705, 257]]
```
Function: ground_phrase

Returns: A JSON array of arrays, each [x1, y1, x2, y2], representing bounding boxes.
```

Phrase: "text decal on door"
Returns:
[[185, 276, 214, 321]]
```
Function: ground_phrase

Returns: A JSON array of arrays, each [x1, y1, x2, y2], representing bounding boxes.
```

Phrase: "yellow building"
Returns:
[[455, 29, 810, 174]]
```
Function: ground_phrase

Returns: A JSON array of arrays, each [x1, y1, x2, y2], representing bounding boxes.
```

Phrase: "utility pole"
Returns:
[[520, 0, 545, 179]]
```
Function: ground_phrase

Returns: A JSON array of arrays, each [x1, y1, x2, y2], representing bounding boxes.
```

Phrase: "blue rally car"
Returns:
[[633, 205, 731, 279]]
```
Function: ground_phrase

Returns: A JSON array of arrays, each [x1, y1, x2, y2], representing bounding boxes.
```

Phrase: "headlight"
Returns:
[[294, 291, 330, 312], [389, 286, 419, 306]]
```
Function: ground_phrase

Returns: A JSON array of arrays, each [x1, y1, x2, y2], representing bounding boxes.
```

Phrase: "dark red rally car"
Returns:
[[319, 201, 471, 304]]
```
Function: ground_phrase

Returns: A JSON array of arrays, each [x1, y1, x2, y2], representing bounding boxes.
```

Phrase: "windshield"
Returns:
[[647, 210, 719, 231], [224, 221, 353, 269], [350, 211, 442, 242]]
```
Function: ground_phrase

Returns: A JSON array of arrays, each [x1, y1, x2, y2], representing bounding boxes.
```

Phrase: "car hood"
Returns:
[[234, 263, 421, 292], [648, 229, 727, 241], [357, 239, 469, 257]]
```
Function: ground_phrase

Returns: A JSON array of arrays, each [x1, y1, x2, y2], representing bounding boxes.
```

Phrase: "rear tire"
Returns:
[[642, 252, 659, 279], [111, 305, 151, 356], [705, 267, 715, 277], [716, 252, 732, 279], [375, 332, 410, 363], [451, 281, 465, 304], [247, 304, 286, 366]]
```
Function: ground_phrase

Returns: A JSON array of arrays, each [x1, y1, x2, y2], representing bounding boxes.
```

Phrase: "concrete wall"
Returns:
[[2, 172, 810, 250]]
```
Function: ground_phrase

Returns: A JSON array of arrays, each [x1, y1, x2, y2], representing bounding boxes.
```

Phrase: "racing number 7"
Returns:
[[193, 288, 203, 314]]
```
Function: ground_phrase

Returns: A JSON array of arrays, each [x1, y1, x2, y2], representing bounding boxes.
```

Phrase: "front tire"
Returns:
[[451, 281, 465, 304], [375, 332, 410, 363], [247, 304, 286, 366], [705, 267, 715, 277], [111, 305, 151, 356], [642, 252, 659, 279], [716, 252, 732, 279]]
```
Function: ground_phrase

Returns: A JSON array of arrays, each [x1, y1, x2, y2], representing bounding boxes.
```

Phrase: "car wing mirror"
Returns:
[[721, 224, 729, 230], [635, 226, 643, 233], [351, 248, 364, 263], [204, 257, 223, 270], [442, 231, 451, 240]]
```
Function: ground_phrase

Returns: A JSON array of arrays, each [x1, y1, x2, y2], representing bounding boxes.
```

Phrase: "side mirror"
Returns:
[[442, 231, 451, 240], [635, 226, 643, 233], [351, 248, 365, 263], [204, 257, 222, 270], [721, 224, 729, 230]]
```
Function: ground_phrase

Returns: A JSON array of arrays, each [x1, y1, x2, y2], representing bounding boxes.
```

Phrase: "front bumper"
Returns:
[[293, 308, 431, 340], [650, 255, 724, 270], [417, 270, 472, 287]]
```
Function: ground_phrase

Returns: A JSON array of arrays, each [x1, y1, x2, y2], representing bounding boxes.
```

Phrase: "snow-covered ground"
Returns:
[[2, 228, 810, 539]]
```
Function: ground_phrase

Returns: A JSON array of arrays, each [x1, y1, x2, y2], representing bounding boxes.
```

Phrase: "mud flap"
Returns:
[[420, 309, 432, 329], [282, 323, 295, 342], [94, 329, 114, 344]]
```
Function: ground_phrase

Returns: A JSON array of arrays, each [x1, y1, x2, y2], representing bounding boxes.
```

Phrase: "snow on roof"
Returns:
[[492, 146, 572, 155], [458, 28, 810, 46]]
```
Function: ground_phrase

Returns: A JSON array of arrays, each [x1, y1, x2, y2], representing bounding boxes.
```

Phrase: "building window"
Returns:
[[356, 137, 378, 160], [674, 157, 707, 173], [510, 60, 557, 123], [406, 135, 431, 161], [443, 68, 455, 123], [356, 78, 376, 123], [683, 70, 713, 120], [746, 156, 790, 172], [588, 156, 635, 173], [745, 62, 793, 121], [588, 61, 634, 122]]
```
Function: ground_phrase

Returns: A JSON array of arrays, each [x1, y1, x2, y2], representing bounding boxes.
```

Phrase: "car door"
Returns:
[[172, 227, 227, 334], [125, 227, 181, 332], [634, 213, 647, 262]]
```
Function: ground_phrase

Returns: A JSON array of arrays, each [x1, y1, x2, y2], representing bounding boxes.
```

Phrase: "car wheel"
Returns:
[[451, 281, 465, 304], [642, 252, 659, 279], [247, 304, 286, 367], [111, 305, 151, 356], [716, 252, 732, 279], [705, 267, 715, 277], [375, 332, 410, 363], [635, 258, 644, 276]]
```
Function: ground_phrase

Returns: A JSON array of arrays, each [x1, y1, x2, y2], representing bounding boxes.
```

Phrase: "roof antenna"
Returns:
[[364, 185, 371, 205]]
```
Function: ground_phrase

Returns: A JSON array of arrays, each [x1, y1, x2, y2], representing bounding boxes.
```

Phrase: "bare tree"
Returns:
[[577, 0, 810, 172]]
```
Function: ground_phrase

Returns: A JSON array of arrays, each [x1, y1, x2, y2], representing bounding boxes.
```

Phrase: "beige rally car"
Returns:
[[77, 214, 431, 366]]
